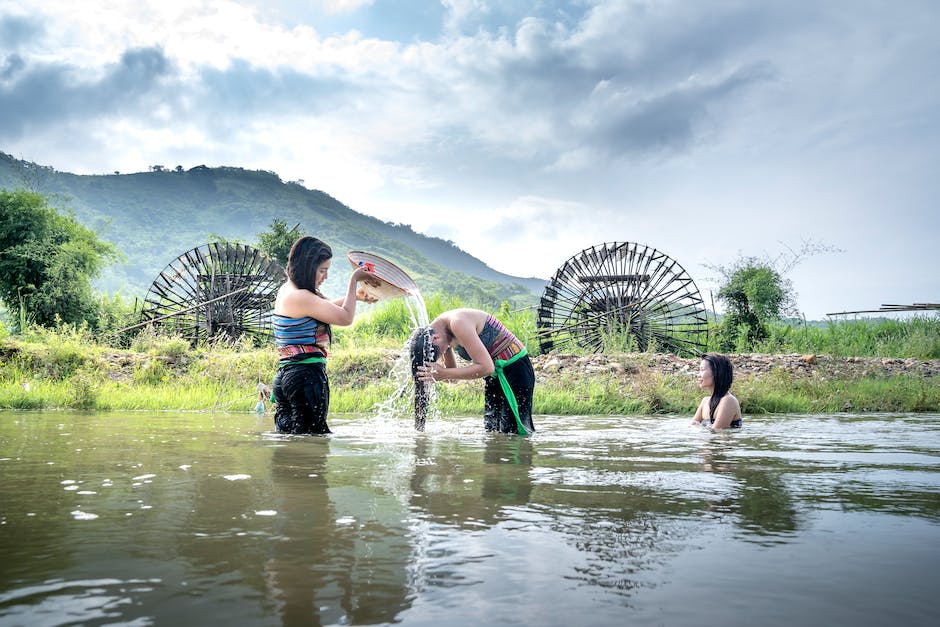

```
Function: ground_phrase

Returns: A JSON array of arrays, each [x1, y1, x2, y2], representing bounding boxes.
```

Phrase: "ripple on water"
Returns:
[[0, 577, 162, 609], [2, 411, 938, 626]]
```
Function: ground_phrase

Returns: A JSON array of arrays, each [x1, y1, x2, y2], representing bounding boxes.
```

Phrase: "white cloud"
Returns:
[[1, 0, 938, 318], [315, 0, 374, 15]]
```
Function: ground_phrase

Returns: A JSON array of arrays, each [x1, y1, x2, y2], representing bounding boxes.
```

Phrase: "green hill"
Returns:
[[0, 152, 546, 307]]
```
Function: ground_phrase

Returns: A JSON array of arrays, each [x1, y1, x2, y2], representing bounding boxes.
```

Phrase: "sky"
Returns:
[[1, 0, 938, 319]]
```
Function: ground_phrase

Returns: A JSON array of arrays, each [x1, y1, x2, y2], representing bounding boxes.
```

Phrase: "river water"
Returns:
[[1, 411, 938, 626]]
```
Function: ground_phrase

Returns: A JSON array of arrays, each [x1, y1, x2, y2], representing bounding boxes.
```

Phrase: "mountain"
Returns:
[[0, 152, 547, 307]]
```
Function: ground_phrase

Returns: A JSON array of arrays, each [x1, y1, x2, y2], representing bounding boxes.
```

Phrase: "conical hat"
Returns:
[[347, 251, 419, 301]]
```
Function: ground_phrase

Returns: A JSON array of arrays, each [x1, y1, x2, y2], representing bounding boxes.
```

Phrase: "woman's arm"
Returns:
[[691, 397, 707, 425], [428, 316, 494, 381], [442, 346, 457, 369], [330, 268, 380, 307], [710, 395, 741, 430], [332, 283, 378, 306], [286, 268, 373, 326]]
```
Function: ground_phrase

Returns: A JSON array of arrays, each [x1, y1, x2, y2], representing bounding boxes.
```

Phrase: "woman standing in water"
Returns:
[[272, 236, 375, 434], [691, 353, 742, 429], [411, 308, 535, 434]]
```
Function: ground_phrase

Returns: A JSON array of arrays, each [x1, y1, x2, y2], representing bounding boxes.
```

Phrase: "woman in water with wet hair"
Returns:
[[410, 308, 535, 434], [271, 236, 376, 434], [691, 353, 742, 429]]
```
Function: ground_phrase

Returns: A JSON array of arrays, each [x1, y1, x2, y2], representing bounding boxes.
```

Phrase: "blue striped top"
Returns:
[[273, 314, 331, 359]]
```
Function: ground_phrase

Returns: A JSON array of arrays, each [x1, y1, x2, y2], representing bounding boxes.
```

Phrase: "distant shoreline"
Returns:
[[2, 337, 937, 414]]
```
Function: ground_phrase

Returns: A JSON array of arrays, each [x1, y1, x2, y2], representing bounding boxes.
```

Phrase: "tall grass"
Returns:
[[341, 295, 939, 359], [2, 301, 938, 414], [735, 315, 940, 359]]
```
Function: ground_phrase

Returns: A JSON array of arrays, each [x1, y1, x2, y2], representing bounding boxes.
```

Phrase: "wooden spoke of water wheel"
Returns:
[[140, 242, 284, 344], [536, 242, 709, 356]]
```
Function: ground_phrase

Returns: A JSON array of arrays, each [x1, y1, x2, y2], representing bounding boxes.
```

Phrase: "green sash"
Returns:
[[491, 347, 530, 435], [270, 356, 327, 401]]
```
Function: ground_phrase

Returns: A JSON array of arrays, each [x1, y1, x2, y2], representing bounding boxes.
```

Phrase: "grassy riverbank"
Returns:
[[1, 321, 938, 415]]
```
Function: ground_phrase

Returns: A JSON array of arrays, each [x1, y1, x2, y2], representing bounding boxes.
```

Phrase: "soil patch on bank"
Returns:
[[531, 352, 940, 383]]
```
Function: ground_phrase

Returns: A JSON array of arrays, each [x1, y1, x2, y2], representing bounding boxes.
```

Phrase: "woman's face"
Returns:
[[698, 359, 714, 390], [428, 321, 450, 358], [315, 258, 331, 289]]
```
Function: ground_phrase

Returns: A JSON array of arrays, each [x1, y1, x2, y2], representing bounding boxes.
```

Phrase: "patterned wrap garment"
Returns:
[[455, 314, 524, 362], [452, 314, 535, 435], [272, 314, 331, 363]]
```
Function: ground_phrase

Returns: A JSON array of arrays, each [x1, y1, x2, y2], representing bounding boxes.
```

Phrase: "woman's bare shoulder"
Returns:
[[718, 393, 742, 417], [277, 285, 322, 317]]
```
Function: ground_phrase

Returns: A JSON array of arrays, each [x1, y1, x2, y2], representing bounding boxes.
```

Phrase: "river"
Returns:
[[1, 411, 938, 626]]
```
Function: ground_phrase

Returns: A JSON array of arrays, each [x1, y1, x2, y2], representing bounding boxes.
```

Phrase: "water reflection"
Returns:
[[698, 436, 801, 540], [262, 439, 415, 626], [409, 434, 534, 528], [1, 412, 939, 627], [264, 440, 342, 626]]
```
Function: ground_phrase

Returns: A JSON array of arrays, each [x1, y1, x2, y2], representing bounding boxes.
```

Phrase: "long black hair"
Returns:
[[286, 236, 332, 295], [409, 327, 441, 431], [409, 327, 441, 378], [703, 353, 733, 418]]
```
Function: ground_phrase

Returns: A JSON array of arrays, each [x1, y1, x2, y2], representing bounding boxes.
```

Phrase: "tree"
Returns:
[[707, 240, 842, 351], [713, 257, 790, 350], [0, 189, 118, 329], [257, 218, 305, 267]]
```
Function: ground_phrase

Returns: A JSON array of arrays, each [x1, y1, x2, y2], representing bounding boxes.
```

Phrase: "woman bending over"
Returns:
[[410, 308, 535, 434]]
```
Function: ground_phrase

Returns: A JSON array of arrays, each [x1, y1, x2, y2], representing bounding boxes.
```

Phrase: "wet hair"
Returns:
[[286, 236, 332, 295], [702, 353, 733, 418], [409, 327, 441, 378]]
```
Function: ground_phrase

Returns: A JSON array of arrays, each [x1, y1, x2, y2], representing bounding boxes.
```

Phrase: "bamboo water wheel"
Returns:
[[140, 242, 284, 345], [537, 242, 708, 356]]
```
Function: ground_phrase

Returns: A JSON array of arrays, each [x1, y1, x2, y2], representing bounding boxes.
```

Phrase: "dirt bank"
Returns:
[[531, 352, 940, 383]]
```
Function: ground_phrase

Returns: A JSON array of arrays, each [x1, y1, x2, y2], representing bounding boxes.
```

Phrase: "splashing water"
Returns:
[[374, 289, 439, 430], [402, 288, 429, 328]]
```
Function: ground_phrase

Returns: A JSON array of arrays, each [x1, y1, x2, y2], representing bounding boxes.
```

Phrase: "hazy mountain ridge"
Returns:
[[0, 152, 546, 306]]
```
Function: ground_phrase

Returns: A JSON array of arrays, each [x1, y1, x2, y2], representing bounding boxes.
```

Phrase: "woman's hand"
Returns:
[[416, 364, 442, 383], [352, 267, 378, 283], [356, 287, 378, 303], [352, 267, 381, 303]]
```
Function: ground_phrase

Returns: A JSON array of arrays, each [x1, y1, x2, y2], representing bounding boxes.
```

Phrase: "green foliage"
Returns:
[[334, 292, 541, 355], [67, 367, 102, 409], [257, 217, 304, 267], [132, 359, 171, 386], [2, 324, 97, 380], [713, 257, 791, 352], [424, 292, 473, 320], [718, 262, 787, 321], [703, 314, 940, 359], [130, 327, 192, 359], [2, 325, 938, 413], [0, 189, 119, 330], [597, 321, 642, 353], [494, 301, 538, 354], [92, 292, 139, 341]]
